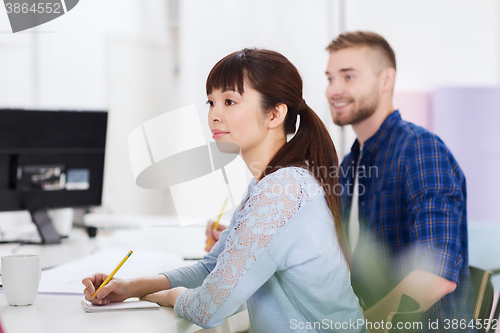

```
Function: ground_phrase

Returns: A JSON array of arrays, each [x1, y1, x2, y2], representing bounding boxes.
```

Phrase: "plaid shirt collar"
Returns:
[[350, 110, 402, 158]]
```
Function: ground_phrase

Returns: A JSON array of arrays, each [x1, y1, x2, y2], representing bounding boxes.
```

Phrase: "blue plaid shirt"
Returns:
[[340, 111, 474, 332]]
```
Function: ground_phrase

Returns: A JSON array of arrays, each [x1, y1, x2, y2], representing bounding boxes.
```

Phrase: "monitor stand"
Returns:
[[30, 210, 62, 244]]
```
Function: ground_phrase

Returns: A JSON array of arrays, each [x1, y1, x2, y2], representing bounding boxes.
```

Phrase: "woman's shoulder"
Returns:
[[250, 166, 324, 201], [261, 166, 320, 184]]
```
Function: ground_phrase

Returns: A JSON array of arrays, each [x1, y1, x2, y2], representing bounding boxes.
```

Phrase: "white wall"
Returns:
[[0, 17, 36, 106], [345, 0, 499, 90], [339, 0, 500, 152], [0, 0, 499, 218], [0, 0, 171, 109]]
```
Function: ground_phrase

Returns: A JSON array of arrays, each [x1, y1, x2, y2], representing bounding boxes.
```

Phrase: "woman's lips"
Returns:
[[212, 132, 229, 139]]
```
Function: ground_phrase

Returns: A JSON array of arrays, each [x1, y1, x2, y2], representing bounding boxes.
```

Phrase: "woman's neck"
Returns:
[[242, 138, 286, 182]]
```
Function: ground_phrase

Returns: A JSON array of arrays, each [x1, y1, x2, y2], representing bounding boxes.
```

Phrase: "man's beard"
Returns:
[[331, 89, 380, 126]]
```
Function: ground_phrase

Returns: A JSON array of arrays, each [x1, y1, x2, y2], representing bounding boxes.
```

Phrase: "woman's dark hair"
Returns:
[[206, 48, 350, 266]]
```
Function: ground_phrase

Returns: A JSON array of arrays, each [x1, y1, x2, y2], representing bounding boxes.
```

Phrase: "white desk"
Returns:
[[0, 214, 217, 266], [0, 214, 248, 333], [0, 293, 204, 333]]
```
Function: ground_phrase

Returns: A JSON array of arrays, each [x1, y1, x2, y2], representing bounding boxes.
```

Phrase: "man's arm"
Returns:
[[364, 133, 466, 332], [363, 270, 457, 332]]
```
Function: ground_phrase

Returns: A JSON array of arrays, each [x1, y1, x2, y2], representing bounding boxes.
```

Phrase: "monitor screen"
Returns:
[[0, 109, 107, 243]]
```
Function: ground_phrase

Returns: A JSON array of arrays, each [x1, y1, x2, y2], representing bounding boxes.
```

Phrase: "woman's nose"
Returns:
[[208, 105, 221, 123]]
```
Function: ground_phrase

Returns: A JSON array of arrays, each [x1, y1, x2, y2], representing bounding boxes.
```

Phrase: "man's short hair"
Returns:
[[326, 31, 396, 72]]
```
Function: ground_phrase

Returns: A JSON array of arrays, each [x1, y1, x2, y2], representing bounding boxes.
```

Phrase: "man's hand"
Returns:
[[205, 220, 227, 252]]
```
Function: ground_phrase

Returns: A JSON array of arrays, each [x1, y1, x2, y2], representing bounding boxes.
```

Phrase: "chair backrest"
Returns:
[[469, 266, 495, 333], [385, 294, 423, 333]]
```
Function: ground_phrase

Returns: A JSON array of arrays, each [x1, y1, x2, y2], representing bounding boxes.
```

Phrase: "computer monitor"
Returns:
[[0, 109, 107, 244]]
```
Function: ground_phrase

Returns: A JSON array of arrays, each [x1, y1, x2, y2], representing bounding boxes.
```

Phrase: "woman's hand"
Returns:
[[140, 287, 187, 307], [82, 272, 130, 305], [205, 220, 227, 252]]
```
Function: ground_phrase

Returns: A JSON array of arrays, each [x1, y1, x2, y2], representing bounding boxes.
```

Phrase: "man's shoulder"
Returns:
[[393, 120, 464, 180], [394, 118, 437, 142], [340, 120, 448, 164], [392, 119, 450, 155]]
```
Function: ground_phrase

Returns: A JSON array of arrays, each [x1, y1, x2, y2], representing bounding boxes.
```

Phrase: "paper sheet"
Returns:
[[81, 299, 159, 312], [39, 243, 191, 294]]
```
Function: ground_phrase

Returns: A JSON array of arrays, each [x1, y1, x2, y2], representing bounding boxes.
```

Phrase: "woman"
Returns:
[[82, 48, 366, 332]]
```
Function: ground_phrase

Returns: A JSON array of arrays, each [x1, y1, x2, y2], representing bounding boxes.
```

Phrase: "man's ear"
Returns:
[[268, 103, 288, 129], [381, 68, 396, 93]]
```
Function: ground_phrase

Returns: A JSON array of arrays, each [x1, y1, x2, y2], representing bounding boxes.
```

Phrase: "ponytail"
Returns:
[[263, 103, 351, 268]]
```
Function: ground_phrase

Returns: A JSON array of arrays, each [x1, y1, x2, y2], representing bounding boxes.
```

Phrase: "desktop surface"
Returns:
[[0, 293, 203, 333], [0, 214, 244, 333]]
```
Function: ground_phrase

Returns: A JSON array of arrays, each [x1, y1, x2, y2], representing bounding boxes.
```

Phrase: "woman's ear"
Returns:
[[268, 103, 288, 129]]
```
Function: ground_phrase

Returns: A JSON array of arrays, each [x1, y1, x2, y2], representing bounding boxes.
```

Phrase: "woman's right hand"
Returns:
[[205, 220, 227, 252], [82, 272, 130, 305]]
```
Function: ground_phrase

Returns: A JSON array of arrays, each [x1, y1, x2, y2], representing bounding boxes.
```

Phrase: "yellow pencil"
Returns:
[[92, 250, 133, 299], [206, 198, 228, 249]]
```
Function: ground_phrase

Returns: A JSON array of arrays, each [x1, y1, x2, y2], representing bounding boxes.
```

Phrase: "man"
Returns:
[[325, 31, 474, 332]]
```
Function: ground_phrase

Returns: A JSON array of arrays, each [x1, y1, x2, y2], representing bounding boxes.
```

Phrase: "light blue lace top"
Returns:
[[162, 167, 366, 332]]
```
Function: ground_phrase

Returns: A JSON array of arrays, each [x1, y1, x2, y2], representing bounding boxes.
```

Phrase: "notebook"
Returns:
[[81, 300, 160, 313]]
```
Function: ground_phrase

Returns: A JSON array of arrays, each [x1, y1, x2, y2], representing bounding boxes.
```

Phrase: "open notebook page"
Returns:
[[81, 299, 160, 313]]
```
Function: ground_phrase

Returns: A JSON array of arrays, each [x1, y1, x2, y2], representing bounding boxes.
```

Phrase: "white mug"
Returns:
[[1, 255, 41, 306], [48, 208, 74, 237]]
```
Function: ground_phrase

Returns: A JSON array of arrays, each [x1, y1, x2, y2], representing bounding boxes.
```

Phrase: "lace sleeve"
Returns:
[[173, 167, 323, 329], [162, 178, 257, 289]]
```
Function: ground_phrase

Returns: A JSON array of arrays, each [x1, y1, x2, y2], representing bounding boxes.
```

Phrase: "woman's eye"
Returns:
[[225, 99, 235, 106], [206, 100, 214, 107], [346, 75, 352, 80]]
